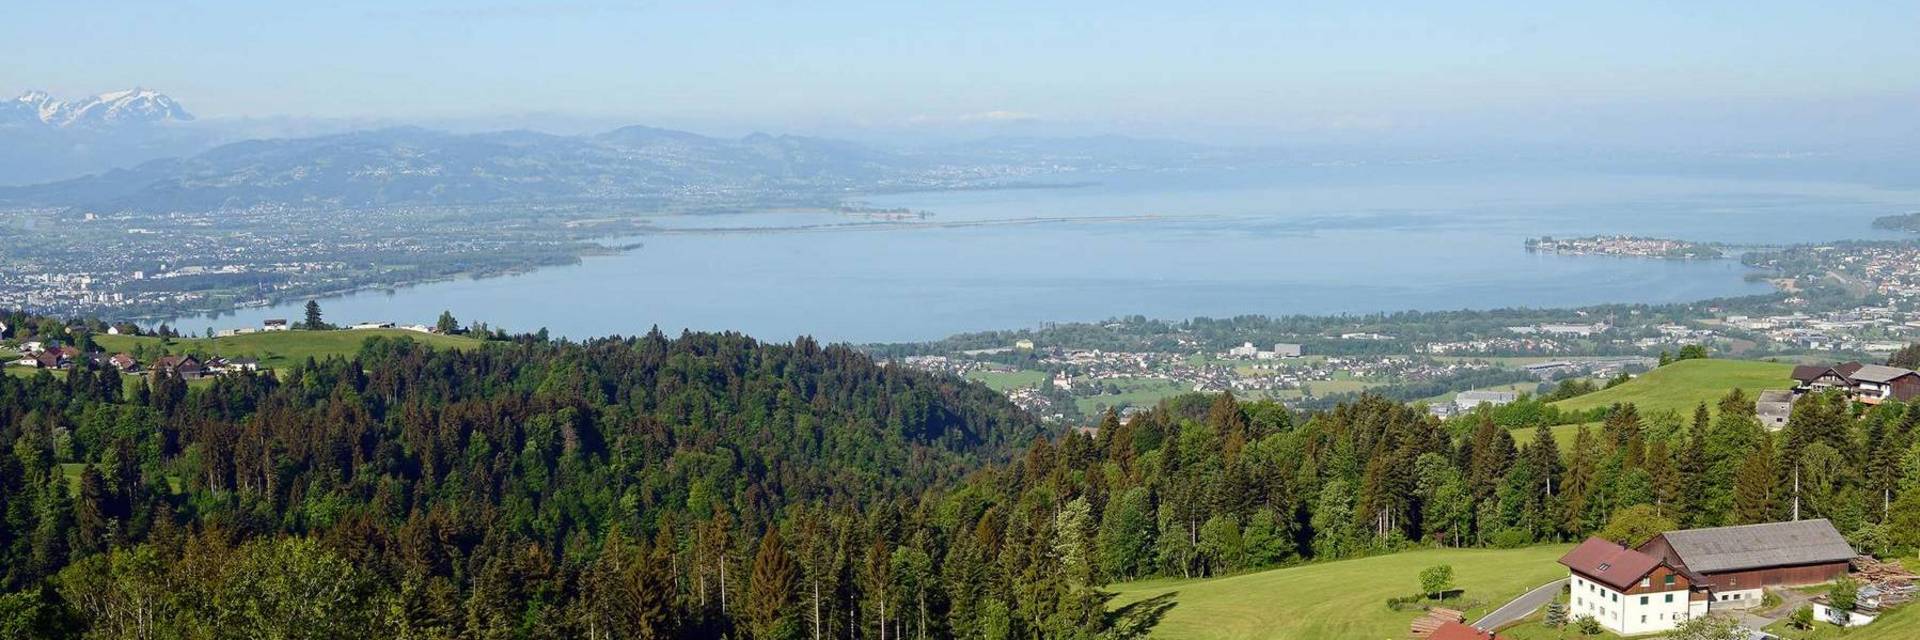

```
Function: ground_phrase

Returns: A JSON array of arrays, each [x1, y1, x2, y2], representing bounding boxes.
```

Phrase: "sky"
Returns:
[[5, 1, 1919, 146]]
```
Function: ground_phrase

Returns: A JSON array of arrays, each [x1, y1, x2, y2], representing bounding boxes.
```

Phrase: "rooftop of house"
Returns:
[[1649, 519, 1854, 574], [1849, 363, 1917, 383], [1429, 620, 1504, 640], [1559, 537, 1662, 591]]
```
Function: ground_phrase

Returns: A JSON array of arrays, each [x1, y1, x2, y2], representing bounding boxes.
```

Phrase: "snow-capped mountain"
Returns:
[[5, 88, 194, 128], [0, 88, 214, 185]]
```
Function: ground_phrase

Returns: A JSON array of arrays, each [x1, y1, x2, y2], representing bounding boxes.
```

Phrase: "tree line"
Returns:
[[4, 323, 1920, 638]]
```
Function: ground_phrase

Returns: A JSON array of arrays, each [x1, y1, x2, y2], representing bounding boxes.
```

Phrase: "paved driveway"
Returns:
[[1474, 577, 1568, 631]]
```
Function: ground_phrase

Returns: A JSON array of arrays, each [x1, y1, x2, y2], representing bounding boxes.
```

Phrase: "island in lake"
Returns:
[[1525, 234, 1723, 259]]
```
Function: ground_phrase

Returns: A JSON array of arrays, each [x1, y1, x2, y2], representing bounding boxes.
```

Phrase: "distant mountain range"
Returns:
[[3, 88, 195, 128], [0, 125, 941, 212], [0, 88, 218, 186], [0, 88, 1238, 209]]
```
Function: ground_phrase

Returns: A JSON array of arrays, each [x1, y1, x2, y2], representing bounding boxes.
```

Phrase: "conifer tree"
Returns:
[[750, 530, 799, 640]]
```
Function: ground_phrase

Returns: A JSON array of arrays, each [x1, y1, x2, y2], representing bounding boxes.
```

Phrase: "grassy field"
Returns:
[[1105, 544, 1573, 640], [966, 369, 1050, 391], [95, 329, 484, 370], [1079, 378, 1191, 415], [1548, 358, 1794, 416]]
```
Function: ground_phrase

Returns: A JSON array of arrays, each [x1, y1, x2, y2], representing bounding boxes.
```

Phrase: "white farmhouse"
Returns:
[[1559, 538, 1706, 635]]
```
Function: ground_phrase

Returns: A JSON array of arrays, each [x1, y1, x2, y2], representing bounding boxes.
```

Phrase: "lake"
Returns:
[[165, 163, 1920, 343]]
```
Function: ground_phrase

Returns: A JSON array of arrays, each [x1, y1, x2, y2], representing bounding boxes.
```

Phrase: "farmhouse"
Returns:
[[1558, 519, 1857, 635], [152, 355, 206, 379], [1791, 362, 1920, 404], [1559, 538, 1704, 635], [1636, 519, 1854, 607]]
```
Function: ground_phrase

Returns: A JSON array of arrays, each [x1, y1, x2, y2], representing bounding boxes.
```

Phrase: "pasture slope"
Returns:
[[1549, 358, 1794, 416], [95, 328, 484, 369], [1105, 545, 1572, 639]]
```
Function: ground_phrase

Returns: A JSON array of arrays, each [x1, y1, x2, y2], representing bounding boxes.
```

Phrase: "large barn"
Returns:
[[1635, 519, 1856, 608], [1558, 519, 1857, 635]]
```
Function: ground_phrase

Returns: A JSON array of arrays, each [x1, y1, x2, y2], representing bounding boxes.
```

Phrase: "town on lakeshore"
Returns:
[[13, 234, 1920, 638]]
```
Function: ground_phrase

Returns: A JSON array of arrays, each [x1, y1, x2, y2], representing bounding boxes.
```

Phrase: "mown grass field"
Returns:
[[95, 329, 484, 370], [1549, 358, 1794, 416], [1079, 378, 1191, 415], [966, 369, 1050, 391], [1105, 544, 1573, 640]]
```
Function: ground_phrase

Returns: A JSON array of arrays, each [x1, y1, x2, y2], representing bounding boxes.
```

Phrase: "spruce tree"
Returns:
[[750, 530, 799, 640]]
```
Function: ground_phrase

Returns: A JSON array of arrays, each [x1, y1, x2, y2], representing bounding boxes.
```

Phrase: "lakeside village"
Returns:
[[0, 308, 459, 380], [886, 240, 1920, 422]]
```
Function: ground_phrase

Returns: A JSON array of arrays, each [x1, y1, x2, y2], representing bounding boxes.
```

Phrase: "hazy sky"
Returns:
[[7, 1, 1918, 143]]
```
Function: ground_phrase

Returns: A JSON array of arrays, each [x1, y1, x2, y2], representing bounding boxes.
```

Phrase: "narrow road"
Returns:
[[1473, 577, 1568, 631]]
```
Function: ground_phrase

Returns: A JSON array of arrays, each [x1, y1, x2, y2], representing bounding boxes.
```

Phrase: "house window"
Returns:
[[1641, 577, 1651, 588], [1641, 615, 1647, 623], [1665, 594, 1674, 603], [1640, 596, 1648, 605], [1664, 575, 1676, 587]]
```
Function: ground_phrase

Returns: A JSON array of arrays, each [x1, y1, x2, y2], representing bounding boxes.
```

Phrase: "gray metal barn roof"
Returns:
[[1658, 519, 1854, 574]]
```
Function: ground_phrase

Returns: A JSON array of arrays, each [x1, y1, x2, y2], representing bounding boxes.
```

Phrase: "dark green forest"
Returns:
[[4, 323, 1920, 639]]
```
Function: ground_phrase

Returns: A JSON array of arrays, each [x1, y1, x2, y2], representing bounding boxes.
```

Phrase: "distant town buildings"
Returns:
[[1452, 390, 1518, 413]]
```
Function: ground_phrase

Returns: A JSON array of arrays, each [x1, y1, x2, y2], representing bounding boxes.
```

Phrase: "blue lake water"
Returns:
[[167, 165, 1920, 343]]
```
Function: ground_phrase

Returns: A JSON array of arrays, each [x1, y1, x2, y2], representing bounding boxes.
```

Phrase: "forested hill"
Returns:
[[0, 330, 1048, 638], [11, 322, 1917, 639]]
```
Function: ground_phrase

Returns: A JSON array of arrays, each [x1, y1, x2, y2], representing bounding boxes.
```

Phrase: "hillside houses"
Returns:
[[1791, 362, 1920, 405]]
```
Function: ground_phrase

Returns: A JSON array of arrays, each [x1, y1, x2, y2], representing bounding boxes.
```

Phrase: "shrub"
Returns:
[[1789, 605, 1814, 630], [1420, 564, 1455, 600]]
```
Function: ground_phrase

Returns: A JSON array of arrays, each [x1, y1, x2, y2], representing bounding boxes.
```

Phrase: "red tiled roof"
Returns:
[[1558, 537, 1661, 591], [1430, 621, 1503, 640]]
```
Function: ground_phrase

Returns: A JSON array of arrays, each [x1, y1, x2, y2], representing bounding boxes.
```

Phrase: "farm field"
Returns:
[[1105, 544, 1573, 640], [95, 328, 484, 370], [1078, 377, 1190, 415], [966, 369, 1049, 391], [1549, 358, 1793, 416]]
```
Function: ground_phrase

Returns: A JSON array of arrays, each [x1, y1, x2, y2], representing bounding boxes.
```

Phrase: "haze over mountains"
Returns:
[[0, 88, 219, 185], [0, 88, 1239, 212], [0, 125, 939, 212]]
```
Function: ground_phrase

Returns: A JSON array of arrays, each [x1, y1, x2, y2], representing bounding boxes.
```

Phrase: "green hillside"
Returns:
[[94, 329, 484, 370], [1106, 545, 1573, 639], [1551, 358, 1794, 415]]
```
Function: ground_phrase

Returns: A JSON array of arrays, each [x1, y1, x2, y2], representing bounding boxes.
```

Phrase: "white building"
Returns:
[[1452, 390, 1518, 412], [1273, 343, 1303, 357], [1560, 538, 1705, 635], [1227, 342, 1259, 358]]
